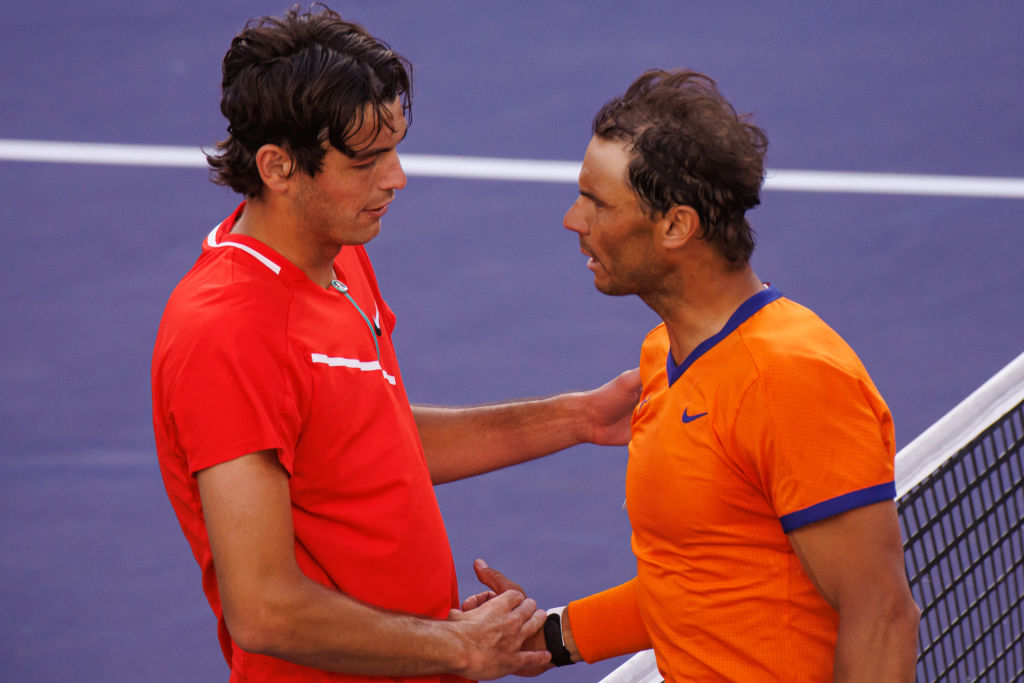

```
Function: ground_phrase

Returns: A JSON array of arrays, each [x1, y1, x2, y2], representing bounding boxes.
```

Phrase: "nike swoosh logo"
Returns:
[[681, 408, 708, 423]]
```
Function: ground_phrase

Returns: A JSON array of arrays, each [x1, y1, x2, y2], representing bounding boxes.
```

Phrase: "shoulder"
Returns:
[[157, 251, 297, 366], [640, 323, 669, 357], [174, 247, 292, 318], [727, 298, 888, 423], [639, 323, 670, 377], [740, 297, 870, 382]]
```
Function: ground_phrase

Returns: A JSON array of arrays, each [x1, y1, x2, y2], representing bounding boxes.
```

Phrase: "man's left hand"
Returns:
[[577, 368, 641, 446]]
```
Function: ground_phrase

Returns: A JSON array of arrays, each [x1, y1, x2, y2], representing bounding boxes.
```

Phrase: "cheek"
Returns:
[[323, 183, 365, 213], [591, 220, 624, 254]]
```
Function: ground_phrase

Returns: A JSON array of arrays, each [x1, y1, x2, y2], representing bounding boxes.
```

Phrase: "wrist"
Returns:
[[560, 606, 582, 663], [544, 606, 581, 665], [436, 615, 477, 676], [561, 391, 592, 445]]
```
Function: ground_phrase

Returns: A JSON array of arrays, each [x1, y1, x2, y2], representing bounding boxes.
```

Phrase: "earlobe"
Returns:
[[662, 206, 700, 249], [254, 144, 294, 194]]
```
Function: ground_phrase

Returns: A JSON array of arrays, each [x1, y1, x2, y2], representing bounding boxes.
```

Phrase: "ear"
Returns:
[[253, 144, 295, 194], [660, 205, 700, 250]]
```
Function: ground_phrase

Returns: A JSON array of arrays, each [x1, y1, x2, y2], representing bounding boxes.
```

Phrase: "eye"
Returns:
[[580, 191, 605, 209]]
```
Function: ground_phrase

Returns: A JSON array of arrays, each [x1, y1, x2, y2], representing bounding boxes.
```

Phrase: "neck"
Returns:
[[232, 198, 339, 287], [644, 259, 764, 366]]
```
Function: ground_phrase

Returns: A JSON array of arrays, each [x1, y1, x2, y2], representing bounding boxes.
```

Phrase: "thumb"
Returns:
[[473, 558, 525, 595]]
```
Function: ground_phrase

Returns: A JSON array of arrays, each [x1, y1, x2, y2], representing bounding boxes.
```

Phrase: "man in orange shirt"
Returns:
[[474, 70, 920, 680]]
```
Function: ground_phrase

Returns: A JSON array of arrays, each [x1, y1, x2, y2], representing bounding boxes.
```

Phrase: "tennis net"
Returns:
[[601, 350, 1024, 682]]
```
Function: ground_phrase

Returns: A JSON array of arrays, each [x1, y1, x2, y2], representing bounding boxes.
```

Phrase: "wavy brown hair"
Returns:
[[593, 70, 768, 267], [207, 4, 412, 197]]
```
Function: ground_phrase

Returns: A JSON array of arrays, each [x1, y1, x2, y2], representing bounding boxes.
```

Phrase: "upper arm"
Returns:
[[786, 500, 909, 612], [197, 451, 300, 633]]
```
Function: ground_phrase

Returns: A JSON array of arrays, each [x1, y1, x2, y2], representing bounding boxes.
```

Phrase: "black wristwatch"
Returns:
[[543, 611, 575, 666]]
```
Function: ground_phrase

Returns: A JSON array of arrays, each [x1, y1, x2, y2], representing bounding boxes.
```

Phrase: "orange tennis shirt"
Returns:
[[569, 287, 896, 681]]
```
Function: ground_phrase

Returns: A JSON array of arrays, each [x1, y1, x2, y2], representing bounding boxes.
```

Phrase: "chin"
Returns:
[[594, 279, 634, 297], [344, 221, 381, 246]]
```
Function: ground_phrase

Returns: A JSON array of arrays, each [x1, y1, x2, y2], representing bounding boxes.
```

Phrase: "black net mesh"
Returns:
[[898, 399, 1024, 682]]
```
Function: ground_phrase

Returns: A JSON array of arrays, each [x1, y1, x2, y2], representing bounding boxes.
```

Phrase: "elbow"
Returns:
[[888, 592, 922, 678], [898, 592, 922, 643], [224, 605, 277, 655], [222, 591, 295, 656], [885, 580, 921, 635], [838, 580, 921, 647], [867, 584, 922, 651]]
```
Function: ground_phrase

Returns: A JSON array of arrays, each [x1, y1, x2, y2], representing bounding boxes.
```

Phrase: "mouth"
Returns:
[[364, 201, 391, 219], [580, 244, 599, 270]]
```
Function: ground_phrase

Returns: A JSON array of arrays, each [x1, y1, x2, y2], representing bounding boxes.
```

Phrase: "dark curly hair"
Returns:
[[593, 70, 768, 267], [206, 4, 412, 197]]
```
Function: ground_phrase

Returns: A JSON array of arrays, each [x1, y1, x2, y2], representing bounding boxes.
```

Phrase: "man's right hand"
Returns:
[[460, 559, 553, 677], [447, 589, 550, 679]]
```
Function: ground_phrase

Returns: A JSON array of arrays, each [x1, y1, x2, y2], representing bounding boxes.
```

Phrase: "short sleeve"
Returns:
[[162, 292, 304, 475], [731, 352, 896, 531]]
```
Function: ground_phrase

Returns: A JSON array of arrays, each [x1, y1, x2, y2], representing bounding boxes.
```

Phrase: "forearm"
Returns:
[[833, 594, 921, 681], [414, 395, 586, 484], [415, 368, 640, 484], [200, 452, 548, 678], [228, 570, 467, 676], [201, 453, 464, 675], [565, 578, 651, 663]]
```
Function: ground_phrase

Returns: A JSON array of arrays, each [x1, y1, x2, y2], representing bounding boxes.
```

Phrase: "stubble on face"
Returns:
[[291, 100, 407, 252], [573, 138, 666, 299], [591, 217, 668, 298]]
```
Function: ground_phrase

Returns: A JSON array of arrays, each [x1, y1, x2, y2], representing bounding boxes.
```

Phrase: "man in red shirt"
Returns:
[[150, 6, 640, 681]]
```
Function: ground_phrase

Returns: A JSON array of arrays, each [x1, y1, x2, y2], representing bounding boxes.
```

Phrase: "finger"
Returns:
[[510, 598, 540, 622], [474, 558, 526, 595], [517, 607, 547, 641], [515, 649, 552, 671], [483, 588, 525, 613], [461, 590, 497, 611], [505, 600, 542, 639]]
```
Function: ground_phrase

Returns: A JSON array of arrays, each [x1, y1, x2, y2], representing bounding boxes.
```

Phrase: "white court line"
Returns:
[[2, 138, 1024, 199]]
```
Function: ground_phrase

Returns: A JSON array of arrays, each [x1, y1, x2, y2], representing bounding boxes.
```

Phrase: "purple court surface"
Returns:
[[2, 2, 1023, 681]]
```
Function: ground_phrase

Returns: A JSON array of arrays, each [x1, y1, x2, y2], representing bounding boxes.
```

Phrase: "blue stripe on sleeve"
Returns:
[[779, 482, 897, 533]]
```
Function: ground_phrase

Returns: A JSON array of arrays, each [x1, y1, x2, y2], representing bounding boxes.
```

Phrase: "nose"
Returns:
[[383, 151, 407, 191], [563, 197, 587, 235]]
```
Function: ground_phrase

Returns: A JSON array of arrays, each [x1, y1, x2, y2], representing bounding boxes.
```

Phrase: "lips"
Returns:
[[580, 243, 599, 268], [364, 201, 390, 217], [365, 193, 395, 217]]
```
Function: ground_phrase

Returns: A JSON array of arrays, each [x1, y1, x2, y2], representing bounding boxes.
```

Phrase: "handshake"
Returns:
[[446, 559, 578, 680]]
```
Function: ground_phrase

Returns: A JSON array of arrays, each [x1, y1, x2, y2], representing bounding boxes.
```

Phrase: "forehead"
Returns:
[[580, 136, 633, 195], [346, 98, 408, 152]]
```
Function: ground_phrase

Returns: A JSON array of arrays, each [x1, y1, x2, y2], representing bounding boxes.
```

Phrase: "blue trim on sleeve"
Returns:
[[667, 285, 782, 386], [779, 482, 896, 533]]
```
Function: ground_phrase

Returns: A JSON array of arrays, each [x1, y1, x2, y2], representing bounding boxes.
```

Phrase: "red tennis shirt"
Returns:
[[151, 204, 460, 682]]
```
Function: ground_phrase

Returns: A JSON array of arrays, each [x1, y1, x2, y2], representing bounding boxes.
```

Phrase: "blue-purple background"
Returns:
[[2, 2, 1022, 681]]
